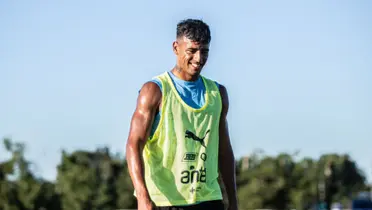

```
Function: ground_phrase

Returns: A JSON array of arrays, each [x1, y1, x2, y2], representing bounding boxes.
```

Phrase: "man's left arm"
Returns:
[[218, 84, 238, 210]]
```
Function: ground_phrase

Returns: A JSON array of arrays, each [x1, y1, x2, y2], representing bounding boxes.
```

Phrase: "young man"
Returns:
[[126, 19, 238, 210]]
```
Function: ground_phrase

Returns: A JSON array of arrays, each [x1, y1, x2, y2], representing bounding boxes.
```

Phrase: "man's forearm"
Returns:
[[126, 141, 149, 199], [220, 150, 238, 207]]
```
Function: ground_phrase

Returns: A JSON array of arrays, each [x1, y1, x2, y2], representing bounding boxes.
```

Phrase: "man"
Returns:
[[126, 19, 238, 210]]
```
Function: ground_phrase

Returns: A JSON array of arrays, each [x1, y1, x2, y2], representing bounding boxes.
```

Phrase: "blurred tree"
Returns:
[[0, 138, 61, 210], [1, 138, 368, 210], [56, 147, 136, 210], [0, 139, 19, 210], [237, 154, 293, 210], [34, 181, 62, 210], [324, 161, 336, 210], [236, 151, 368, 210]]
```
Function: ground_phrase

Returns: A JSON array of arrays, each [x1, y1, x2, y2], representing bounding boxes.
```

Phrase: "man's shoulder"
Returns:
[[137, 81, 162, 106], [149, 77, 162, 91], [140, 81, 162, 95], [134, 81, 162, 110]]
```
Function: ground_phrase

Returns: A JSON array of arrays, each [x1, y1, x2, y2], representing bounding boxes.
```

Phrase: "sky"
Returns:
[[1, 1, 371, 183]]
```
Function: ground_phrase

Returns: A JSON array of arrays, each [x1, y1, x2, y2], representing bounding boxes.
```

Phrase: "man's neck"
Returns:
[[171, 67, 199, 82]]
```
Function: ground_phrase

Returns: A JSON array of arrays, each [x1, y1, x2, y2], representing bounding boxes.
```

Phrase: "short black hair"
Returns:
[[176, 19, 211, 44]]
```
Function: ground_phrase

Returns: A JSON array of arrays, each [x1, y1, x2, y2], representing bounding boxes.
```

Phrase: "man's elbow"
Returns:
[[126, 138, 137, 158], [126, 137, 145, 158]]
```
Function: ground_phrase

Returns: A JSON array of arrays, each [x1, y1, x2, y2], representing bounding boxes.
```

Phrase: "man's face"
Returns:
[[173, 36, 210, 77]]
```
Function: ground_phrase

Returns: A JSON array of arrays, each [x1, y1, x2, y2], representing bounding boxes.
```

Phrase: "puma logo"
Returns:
[[185, 130, 210, 148]]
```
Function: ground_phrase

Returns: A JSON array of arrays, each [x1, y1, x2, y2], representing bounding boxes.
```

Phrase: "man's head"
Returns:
[[173, 19, 211, 79]]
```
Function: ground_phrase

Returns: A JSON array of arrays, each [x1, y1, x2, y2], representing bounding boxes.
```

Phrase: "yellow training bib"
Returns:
[[137, 72, 223, 206]]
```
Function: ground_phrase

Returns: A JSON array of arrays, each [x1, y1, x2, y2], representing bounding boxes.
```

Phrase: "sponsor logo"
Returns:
[[180, 166, 207, 184], [185, 130, 210, 148], [183, 152, 197, 162], [182, 152, 207, 162]]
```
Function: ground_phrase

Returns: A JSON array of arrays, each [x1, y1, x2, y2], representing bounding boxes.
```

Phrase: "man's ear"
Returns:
[[172, 41, 178, 55]]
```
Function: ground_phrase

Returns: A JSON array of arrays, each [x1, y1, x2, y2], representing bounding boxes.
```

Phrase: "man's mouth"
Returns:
[[189, 62, 201, 69]]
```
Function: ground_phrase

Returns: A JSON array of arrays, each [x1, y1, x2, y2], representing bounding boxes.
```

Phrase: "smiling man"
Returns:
[[126, 19, 238, 210]]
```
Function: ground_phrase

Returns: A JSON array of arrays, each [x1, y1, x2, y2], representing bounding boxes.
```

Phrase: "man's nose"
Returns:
[[194, 51, 202, 61]]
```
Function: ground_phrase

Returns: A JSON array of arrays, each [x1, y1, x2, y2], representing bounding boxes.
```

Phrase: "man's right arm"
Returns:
[[126, 82, 162, 202]]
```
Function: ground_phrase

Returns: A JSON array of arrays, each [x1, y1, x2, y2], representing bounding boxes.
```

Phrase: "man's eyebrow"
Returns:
[[186, 47, 209, 51]]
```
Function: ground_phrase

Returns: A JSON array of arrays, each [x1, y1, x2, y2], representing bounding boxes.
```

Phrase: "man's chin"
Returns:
[[188, 67, 202, 75], [189, 71, 201, 78]]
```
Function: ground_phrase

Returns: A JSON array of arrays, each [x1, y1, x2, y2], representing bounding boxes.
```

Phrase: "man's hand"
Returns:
[[137, 196, 155, 210]]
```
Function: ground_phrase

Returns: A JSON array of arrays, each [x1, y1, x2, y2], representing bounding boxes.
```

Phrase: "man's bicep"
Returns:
[[219, 85, 229, 118], [218, 85, 232, 154], [128, 82, 161, 144]]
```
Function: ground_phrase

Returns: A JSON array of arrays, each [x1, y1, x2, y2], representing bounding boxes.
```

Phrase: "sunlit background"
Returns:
[[1, 1, 371, 209]]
